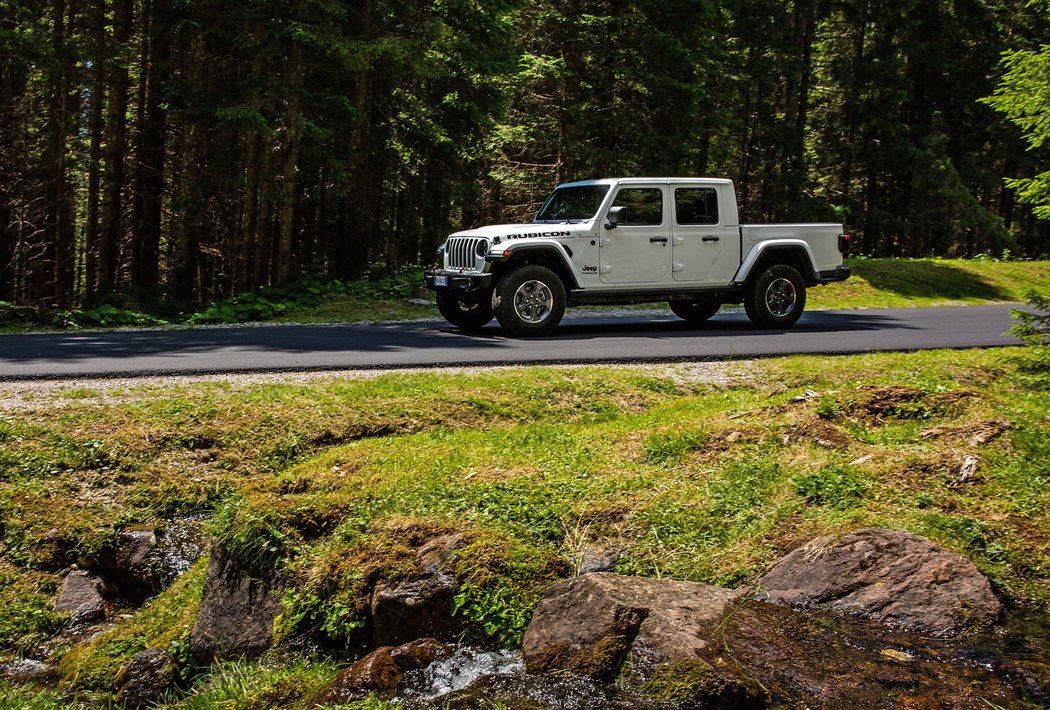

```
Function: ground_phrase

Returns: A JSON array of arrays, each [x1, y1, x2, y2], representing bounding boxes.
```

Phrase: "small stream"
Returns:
[[395, 647, 523, 701]]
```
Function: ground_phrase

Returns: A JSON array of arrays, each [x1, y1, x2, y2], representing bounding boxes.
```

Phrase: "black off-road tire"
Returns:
[[669, 299, 721, 324], [436, 291, 494, 331], [744, 264, 806, 328], [493, 265, 566, 337]]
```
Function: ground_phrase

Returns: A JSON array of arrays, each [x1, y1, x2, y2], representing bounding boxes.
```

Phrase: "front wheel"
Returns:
[[493, 265, 566, 337], [436, 291, 493, 331], [669, 299, 721, 324], [744, 264, 806, 328]]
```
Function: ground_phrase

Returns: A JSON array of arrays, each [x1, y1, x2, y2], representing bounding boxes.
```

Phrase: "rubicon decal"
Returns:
[[505, 231, 571, 239]]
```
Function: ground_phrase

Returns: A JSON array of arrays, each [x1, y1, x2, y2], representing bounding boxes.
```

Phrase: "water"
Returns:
[[396, 647, 523, 700], [156, 516, 209, 586]]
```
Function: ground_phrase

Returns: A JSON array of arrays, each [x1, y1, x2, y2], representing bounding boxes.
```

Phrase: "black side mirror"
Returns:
[[605, 206, 626, 230]]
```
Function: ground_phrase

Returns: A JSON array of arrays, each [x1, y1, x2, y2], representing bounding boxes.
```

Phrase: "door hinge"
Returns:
[[672, 237, 684, 246], [673, 263, 684, 273], [600, 265, 613, 274], [599, 238, 612, 247]]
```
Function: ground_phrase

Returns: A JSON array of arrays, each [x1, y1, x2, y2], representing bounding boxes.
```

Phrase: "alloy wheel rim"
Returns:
[[513, 280, 553, 323], [765, 277, 797, 317]]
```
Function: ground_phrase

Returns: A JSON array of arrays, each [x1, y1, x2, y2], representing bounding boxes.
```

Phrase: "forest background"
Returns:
[[2, 0, 1050, 315]]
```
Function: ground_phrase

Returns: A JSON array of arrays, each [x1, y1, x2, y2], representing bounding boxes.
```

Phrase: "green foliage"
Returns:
[[642, 429, 707, 466], [185, 270, 425, 325], [185, 278, 337, 325], [984, 42, 1050, 219], [167, 656, 340, 710], [452, 578, 536, 649], [793, 465, 870, 510], [0, 683, 71, 709], [211, 497, 290, 573], [1007, 290, 1050, 388], [0, 566, 65, 650], [54, 304, 168, 329]]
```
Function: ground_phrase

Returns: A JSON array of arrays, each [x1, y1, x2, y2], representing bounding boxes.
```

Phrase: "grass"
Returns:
[[809, 257, 1050, 310], [0, 350, 1046, 706]]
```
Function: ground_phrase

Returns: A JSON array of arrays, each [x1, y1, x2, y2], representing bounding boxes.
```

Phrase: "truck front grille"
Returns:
[[445, 237, 487, 271]]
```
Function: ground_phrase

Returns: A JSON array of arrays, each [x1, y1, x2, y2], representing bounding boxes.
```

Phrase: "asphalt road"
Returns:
[[0, 305, 1023, 381]]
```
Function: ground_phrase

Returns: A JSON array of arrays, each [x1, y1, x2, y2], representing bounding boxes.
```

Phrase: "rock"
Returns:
[[316, 638, 456, 705], [56, 570, 107, 623], [717, 600, 1021, 708], [115, 648, 174, 708], [416, 533, 466, 574], [390, 638, 455, 670], [757, 528, 1002, 635], [0, 659, 57, 684], [522, 572, 745, 680], [578, 546, 621, 575], [372, 574, 463, 647], [188, 544, 284, 664], [319, 646, 404, 703], [371, 533, 468, 646], [110, 527, 163, 601]]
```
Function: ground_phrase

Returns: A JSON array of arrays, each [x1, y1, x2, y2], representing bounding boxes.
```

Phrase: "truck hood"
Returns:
[[449, 222, 593, 240]]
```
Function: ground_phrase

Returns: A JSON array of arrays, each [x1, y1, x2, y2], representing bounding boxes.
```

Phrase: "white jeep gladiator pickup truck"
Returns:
[[425, 177, 851, 336]]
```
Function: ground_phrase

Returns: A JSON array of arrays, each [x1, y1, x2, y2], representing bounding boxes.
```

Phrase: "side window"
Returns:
[[674, 187, 719, 225], [614, 188, 663, 226]]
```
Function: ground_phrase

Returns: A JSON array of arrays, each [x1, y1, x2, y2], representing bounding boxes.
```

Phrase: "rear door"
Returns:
[[670, 184, 735, 284], [599, 184, 671, 284]]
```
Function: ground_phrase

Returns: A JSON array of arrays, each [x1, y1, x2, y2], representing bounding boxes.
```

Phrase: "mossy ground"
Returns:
[[0, 349, 1046, 707]]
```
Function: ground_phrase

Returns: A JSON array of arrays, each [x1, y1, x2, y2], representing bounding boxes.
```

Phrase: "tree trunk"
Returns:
[[130, 0, 171, 292], [43, 0, 77, 307], [275, 74, 302, 285], [84, 0, 107, 302], [98, 0, 132, 295]]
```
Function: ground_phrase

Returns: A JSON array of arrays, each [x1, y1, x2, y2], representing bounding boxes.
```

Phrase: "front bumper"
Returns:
[[424, 270, 493, 302]]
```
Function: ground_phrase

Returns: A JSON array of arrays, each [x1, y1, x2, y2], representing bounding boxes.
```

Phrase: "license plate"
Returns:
[[434, 275, 448, 287]]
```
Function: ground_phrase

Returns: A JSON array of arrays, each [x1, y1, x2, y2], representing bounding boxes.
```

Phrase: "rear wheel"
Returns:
[[494, 265, 566, 337], [436, 291, 493, 331], [669, 299, 720, 324], [744, 264, 806, 328]]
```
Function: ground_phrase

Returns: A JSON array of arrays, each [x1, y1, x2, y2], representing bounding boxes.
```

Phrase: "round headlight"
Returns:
[[475, 240, 489, 257]]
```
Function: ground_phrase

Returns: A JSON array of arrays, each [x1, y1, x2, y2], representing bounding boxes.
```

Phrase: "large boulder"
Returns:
[[757, 528, 1002, 635], [522, 572, 746, 680], [521, 569, 1024, 708], [188, 545, 284, 664]]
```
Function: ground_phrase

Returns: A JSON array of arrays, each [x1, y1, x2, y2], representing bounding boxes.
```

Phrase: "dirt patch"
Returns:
[[920, 419, 1010, 447], [843, 385, 980, 424], [782, 420, 853, 448]]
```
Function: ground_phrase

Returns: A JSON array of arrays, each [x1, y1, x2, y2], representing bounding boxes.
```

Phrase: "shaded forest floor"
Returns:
[[2, 258, 1048, 333]]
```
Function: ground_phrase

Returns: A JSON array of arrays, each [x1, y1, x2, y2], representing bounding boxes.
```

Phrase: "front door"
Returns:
[[599, 185, 671, 284]]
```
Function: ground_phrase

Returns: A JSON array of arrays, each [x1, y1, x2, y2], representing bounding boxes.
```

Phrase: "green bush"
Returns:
[[1007, 290, 1050, 388], [55, 303, 167, 328]]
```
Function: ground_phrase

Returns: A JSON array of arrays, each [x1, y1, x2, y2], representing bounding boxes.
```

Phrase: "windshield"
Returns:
[[535, 185, 610, 222]]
